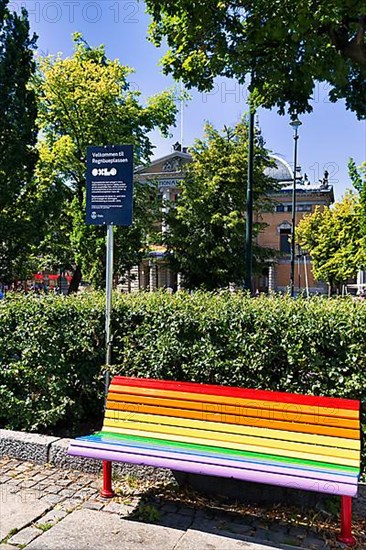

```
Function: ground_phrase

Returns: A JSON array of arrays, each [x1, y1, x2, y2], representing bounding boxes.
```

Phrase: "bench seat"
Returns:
[[68, 376, 361, 544]]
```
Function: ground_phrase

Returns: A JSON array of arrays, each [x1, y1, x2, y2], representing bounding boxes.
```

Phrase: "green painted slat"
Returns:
[[97, 430, 358, 474]]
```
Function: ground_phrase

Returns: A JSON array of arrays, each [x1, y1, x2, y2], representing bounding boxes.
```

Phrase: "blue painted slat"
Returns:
[[78, 433, 357, 480]]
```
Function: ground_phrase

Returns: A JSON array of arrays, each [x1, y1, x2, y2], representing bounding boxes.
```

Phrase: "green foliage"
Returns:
[[0, 0, 38, 282], [164, 121, 278, 289], [145, 0, 366, 119], [348, 158, 366, 241], [34, 34, 178, 288], [0, 291, 365, 471], [0, 292, 106, 432], [296, 192, 366, 288]]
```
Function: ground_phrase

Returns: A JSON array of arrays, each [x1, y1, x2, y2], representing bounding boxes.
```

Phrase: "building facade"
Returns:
[[256, 156, 334, 294], [120, 148, 334, 294]]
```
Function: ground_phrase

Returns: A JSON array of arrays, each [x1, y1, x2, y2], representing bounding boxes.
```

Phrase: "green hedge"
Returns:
[[0, 291, 365, 471]]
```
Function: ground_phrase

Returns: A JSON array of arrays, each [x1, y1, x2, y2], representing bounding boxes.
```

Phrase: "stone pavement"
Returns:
[[0, 456, 365, 549]]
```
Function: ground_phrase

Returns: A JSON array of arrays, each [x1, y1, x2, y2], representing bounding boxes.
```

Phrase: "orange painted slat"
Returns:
[[107, 392, 359, 430], [108, 384, 359, 420], [106, 399, 359, 440]]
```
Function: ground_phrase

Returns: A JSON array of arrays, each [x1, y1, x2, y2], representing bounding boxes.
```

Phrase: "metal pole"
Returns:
[[304, 254, 309, 297], [245, 108, 255, 292], [290, 126, 299, 297], [105, 224, 114, 401]]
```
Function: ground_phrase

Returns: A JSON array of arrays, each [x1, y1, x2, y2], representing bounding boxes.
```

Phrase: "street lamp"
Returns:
[[289, 115, 302, 297]]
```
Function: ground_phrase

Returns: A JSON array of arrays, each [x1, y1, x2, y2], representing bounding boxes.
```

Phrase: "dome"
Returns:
[[265, 155, 293, 181]]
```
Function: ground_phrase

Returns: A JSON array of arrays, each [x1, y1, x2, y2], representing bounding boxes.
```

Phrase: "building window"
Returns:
[[296, 204, 312, 212], [276, 204, 292, 212], [280, 228, 291, 254]]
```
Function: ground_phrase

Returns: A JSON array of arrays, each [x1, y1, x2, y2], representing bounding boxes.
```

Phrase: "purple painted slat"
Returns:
[[68, 444, 357, 497], [70, 439, 353, 485]]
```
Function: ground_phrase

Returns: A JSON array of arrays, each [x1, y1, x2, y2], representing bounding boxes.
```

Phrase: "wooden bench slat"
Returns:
[[82, 432, 359, 479], [103, 423, 360, 467], [107, 391, 360, 429], [73, 437, 358, 486], [104, 410, 361, 451], [68, 444, 358, 497], [109, 385, 360, 420], [106, 399, 360, 440], [97, 431, 359, 475], [112, 376, 360, 411]]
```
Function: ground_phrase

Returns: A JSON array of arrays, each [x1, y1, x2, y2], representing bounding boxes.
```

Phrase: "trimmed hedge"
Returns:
[[0, 291, 365, 471]]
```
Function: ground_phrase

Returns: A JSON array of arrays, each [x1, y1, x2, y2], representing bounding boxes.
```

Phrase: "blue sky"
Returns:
[[13, 0, 366, 200]]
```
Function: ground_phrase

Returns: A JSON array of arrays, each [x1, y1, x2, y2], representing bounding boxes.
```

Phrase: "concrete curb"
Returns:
[[0, 429, 100, 471], [0, 428, 174, 482]]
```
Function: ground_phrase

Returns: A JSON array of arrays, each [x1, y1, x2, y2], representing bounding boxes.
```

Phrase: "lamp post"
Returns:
[[245, 106, 255, 293], [245, 70, 256, 293], [289, 116, 302, 297]]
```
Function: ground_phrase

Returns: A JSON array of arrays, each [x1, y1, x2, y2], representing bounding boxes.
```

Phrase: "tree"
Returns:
[[35, 34, 178, 291], [348, 158, 366, 239], [164, 121, 278, 290], [0, 0, 38, 282], [146, 1, 366, 118], [296, 192, 366, 292]]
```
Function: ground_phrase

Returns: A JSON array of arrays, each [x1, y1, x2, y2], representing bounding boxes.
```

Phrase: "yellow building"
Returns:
[[256, 155, 334, 294], [121, 147, 334, 294]]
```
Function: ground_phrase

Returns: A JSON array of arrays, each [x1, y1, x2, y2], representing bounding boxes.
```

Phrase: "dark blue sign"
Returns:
[[86, 145, 133, 226]]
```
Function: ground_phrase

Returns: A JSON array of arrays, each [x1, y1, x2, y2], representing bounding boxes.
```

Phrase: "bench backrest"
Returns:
[[103, 376, 361, 480]]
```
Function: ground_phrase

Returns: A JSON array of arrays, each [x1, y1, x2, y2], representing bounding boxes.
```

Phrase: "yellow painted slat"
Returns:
[[109, 385, 359, 420], [102, 422, 360, 468], [106, 399, 360, 440], [104, 410, 360, 452], [107, 392, 360, 430], [105, 411, 359, 458]]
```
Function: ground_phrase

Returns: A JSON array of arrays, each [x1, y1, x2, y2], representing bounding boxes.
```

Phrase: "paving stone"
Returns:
[[40, 494, 66, 506], [8, 526, 41, 546], [178, 506, 195, 517], [102, 501, 135, 516], [158, 512, 193, 530], [82, 500, 105, 511], [0, 486, 50, 540], [253, 528, 271, 541], [161, 502, 178, 514], [176, 528, 274, 549], [20, 479, 39, 488], [58, 488, 76, 498], [26, 509, 184, 549], [31, 473, 49, 482], [55, 479, 72, 487], [0, 475, 11, 483], [34, 508, 68, 526], [44, 484, 64, 494], [302, 536, 327, 549], [58, 498, 84, 512]]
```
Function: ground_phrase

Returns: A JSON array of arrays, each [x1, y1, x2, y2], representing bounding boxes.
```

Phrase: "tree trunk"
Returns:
[[68, 265, 82, 294]]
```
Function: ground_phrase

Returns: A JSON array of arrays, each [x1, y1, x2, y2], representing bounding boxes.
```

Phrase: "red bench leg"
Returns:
[[337, 496, 356, 546], [100, 460, 115, 499]]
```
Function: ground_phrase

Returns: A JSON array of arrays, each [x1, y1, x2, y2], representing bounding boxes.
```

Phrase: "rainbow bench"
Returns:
[[68, 376, 361, 545]]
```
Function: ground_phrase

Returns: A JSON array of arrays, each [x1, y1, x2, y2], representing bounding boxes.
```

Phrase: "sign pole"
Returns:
[[105, 224, 114, 401], [85, 144, 133, 402]]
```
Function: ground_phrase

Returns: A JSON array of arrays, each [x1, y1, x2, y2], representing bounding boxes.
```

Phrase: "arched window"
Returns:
[[277, 222, 292, 254]]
